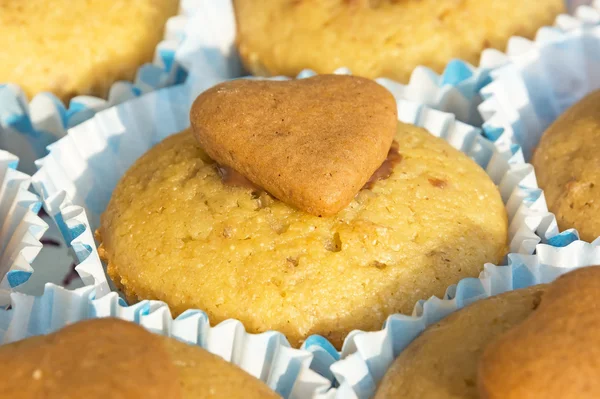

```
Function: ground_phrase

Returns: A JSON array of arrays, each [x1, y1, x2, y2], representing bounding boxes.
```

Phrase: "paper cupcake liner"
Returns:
[[0, 283, 330, 398], [478, 5, 600, 246], [0, 151, 48, 306], [480, 21, 600, 156], [374, 61, 489, 127], [0, 0, 243, 176]]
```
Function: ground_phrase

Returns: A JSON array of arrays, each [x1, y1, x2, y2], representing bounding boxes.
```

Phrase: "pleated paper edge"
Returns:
[[0, 282, 331, 399], [477, 2, 600, 242], [0, 150, 48, 306]]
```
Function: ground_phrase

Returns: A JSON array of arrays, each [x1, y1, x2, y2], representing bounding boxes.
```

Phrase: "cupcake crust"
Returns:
[[479, 267, 600, 399], [99, 124, 507, 348], [0, 0, 179, 102], [233, 0, 564, 82], [0, 318, 279, 399], [532, 90, 600, 242]]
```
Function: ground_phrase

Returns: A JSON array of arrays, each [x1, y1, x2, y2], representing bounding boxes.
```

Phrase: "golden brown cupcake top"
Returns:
[[532, 89, 600, 242], [0, 0, 179, 102], [0, 318, 180, 398], [0, 318, 280, 399], [479, 266, 600, 399], [190, 74, 398, 216], [234, 0, 564, 83]]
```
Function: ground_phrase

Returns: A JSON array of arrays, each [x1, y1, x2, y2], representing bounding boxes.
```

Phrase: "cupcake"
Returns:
[[233, 0, 564, 82], [0, 0, 179, 103], [375, 266, 600, 399], [0, 318, 279, 398], [531, 90, 600, 243], [97, 74, 507, 349]]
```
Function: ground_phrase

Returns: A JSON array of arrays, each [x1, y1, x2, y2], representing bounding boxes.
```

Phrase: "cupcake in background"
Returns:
[[531, 90, 600, 243], [0, 318, 280, 398], [233, 0, 564, 82], [0, 0, 179, 103], [375, 266, 600, 399]]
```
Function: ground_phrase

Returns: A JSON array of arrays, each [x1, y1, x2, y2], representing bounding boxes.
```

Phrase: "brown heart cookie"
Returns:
[[479, 266, 600, 399], [190, 74, 397, 216]]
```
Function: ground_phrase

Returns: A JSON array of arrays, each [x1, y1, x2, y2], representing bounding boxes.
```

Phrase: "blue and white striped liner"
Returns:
[[375, 60, 491, 127], [478, 2, 600, 248], [0, 283, 331, 398], [0, 151, 48, 306], [0, 0, 242, 175], [480, 22, 600, 156]]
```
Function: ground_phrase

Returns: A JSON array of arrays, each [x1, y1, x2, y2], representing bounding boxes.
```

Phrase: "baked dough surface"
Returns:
[[234, 0, 564, 82], [0, 0, 179, 102], [99, 124, 507, 348]]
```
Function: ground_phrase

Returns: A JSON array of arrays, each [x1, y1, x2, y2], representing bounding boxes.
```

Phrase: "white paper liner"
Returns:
[[480, 14, 600, 157], [0, 283, 331, 398], [0, 0, 242, 176], [375, 61, 490, 127], [0, 150, 48, 306], [478, 2, 600, 247]]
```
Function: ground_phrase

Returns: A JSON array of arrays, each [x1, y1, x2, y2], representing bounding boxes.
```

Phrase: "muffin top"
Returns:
[[0, 318, 279, 399], [234, 0, 564, 82], [532, 90, 600, 242], [99, 120, 506, 348], [0, 0, 178, 102]]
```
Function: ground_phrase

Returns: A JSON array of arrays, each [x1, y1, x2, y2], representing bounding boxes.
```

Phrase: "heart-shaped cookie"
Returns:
[[190, 74, 397, 216], [479, 266, 600, 398]]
